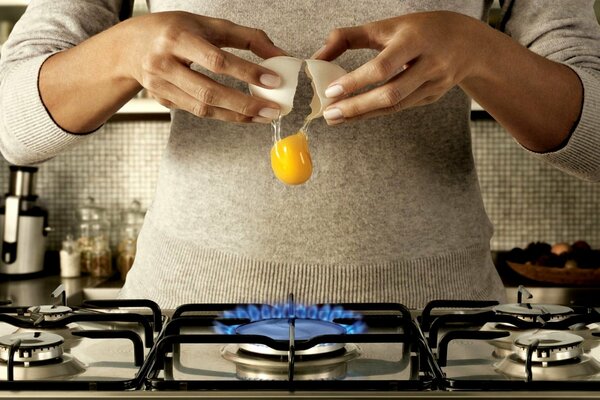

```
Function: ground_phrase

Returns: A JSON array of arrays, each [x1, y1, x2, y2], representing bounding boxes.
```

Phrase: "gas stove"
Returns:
[[1, 285, 600, 398], [422, 286, 600, 391], [146, 296, 435, 392], [0, 284, 163, 390]]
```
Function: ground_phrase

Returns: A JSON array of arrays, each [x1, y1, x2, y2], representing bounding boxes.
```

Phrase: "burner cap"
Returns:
[[0, 332, 64, 363], [222, 343, 359, 380], [236, 318, 346, 356], [494, 303, 573, 321], [513, 331, 583, 363], [28, 305, 73, 321]]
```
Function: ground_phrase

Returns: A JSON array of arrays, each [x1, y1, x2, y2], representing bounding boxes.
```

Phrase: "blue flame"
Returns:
[[214, 303, 367, 336]]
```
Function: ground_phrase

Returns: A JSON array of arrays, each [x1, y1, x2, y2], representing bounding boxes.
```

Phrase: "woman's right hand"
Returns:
[[124, 12, 286, 124]]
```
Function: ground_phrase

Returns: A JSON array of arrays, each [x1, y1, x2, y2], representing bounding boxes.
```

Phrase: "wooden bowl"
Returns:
[[507, 261, 600, 286]]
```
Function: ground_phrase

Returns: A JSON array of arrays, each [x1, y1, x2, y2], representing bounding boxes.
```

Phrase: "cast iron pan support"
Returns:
[[524, 339, 540, 383], [72, 330, 144, 366], [287, 293, 296, 388], [420, 300, 499, 331], [428, 311, 537, 348], [82, 299, 163, 332], [6, 339, 21, 382], [437, 330, 510, 367]]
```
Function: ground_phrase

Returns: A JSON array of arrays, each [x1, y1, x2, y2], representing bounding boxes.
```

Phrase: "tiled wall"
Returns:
[[0, 121, 169, 250], [473, 120, 600, 250], [1, 118, 599, 252]]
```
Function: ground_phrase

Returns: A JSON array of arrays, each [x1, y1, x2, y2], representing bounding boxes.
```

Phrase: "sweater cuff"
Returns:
[[2, 54, 93, 162], [521, 66, 600, 181]]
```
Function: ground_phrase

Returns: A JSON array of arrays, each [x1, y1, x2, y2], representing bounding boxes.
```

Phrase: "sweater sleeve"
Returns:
[[501, 0, 600, 181], [0, 0, 122, 165]]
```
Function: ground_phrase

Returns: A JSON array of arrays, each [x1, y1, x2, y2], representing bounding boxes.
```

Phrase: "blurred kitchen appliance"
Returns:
[[0, 165, 49, 275]]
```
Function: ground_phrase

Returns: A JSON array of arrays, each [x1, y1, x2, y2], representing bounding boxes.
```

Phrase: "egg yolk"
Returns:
[[270, 132, 312, 185]]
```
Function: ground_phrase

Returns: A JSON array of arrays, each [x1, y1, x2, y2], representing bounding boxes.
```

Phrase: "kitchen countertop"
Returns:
[[0, 272, 108, 307], [0, 250, 115, 306]]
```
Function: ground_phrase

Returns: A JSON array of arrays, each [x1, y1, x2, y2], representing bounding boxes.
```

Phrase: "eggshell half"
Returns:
[[248, 56, 303, 116], [304, 60, 347, 120]]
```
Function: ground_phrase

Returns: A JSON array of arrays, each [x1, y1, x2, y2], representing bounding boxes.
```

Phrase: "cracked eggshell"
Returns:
[[249, 56, 347, 120], [304, 59, 347, 120], [248, 56, 303, 116]]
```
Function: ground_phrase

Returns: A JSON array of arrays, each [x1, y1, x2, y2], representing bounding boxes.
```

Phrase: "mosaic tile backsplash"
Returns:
[[0, 118, 599, 252]]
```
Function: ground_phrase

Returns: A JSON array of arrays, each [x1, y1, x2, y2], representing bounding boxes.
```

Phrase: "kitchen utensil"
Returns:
[[0, 165, 49, 275]]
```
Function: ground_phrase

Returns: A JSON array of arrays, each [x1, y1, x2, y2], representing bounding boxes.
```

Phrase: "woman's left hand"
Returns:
[[314, 11, 491, 125]]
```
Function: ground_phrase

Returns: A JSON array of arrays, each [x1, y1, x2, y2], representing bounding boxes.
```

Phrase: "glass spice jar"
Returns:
[[89, 234, 112, 278], [116, 200, 145, 280], [117, 238, 136, 280], [76, 197, 111, 275], [59, 233, 81, 278]]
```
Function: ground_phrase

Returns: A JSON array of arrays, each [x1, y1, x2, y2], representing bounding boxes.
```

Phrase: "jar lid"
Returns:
[[61, 234, 79, 253], [121, 200, 145, 225], [77, 197, 106, 221]]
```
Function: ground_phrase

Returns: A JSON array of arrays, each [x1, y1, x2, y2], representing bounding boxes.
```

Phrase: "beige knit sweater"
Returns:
[[1, 0, 599, 308]]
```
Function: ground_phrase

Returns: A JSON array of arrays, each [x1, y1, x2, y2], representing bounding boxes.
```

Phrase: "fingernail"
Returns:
[[252, 116, 271, 124], [323, 107, 343, 121], [327, 118, 345, 126], [258, 107, 280, 119], [259, 74, 281, 88], [310, 45, 326, 59], [325, 84, 344, 98]]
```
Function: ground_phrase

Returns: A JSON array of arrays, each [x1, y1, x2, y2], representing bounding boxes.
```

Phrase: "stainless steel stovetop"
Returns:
[[1, 285, 600, 398]]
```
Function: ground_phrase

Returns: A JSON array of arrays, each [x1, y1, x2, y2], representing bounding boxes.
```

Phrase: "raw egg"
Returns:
[[270, 131, 312, 185], [249, 56, 347, 185]]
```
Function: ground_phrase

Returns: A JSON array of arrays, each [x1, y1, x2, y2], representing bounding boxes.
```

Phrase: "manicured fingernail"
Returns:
[[327, 118, 345, 126], [325, 84, 344, 98], [323, 107, 343, 121], [310, 45, 326, 59], [258, 107, 280, 119], [259, 74, 281, 88], [252, 116, 271, 124]]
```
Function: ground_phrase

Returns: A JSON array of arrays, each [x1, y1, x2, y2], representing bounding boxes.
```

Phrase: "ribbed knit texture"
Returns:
[[525, 67, 600, 179], [119, 218, 507, 309], [1, 0, 599, 308], [1, 54, 91, 164]]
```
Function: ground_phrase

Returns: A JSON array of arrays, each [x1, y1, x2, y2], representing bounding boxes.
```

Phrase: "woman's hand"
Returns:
[[41, 11, 288, 132], [125, 12, 286, 123], [314, 10, 583, 155], [314, 12, 489, 125]]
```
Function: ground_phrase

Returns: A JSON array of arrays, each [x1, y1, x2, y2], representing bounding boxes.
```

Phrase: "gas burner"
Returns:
[[513, 331, 583, 363], [236, 319, 346, 356], [495, 331, 600, 380], [27, 305, 73, 323], [493, 303, 573, 322], [481, 304, 599, 358], [222, 343, 360, 381], [0, 332, 64, 363], [0, 332, 85, 381], [13, 326, 84, 352]]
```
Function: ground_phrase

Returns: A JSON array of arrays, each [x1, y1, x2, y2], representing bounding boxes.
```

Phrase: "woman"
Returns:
[[1, 1, 599, 308]]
